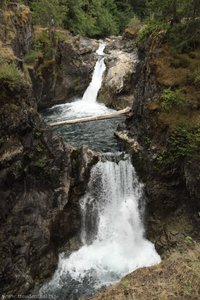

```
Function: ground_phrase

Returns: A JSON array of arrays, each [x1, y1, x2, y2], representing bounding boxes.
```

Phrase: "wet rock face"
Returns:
[[31, 36, 98, 109], [98, 36, 138, 110], [50, 146, 99, 253]]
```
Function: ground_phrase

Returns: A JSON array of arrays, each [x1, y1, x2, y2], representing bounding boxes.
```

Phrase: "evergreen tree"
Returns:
[[31, 0, 67, 27], [146, 0, 200, 22], [64, 0, 120, 37]]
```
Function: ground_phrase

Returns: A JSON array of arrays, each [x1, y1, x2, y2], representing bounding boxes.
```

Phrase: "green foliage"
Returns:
[[54, 31, 68, 42], [166, 19, 200, 52], [138, 20, 169, 42], [31, 0, 67, 27], [160, 88, 186, 111], [146, 0, 187, 21], [146, 0, 200, 22], [33, 30, 55, 60], [130, 0, 146, 19], [114, 1, 135, 32], [25, 29, 69, 63], [144, 135, 151, 147], [167, 125, 199, 160], [193, 67, 200, 86], [24, 49, 42, 64], [30, 0, 138, 37], [34, 156, 48, 168], [64, 0, 98, 37], [27, 0, 200, 41], [64, 0, 120, 37], [157, 125, 200, 168], [0, 61, 23, 85], [141, 1, 200, 51]]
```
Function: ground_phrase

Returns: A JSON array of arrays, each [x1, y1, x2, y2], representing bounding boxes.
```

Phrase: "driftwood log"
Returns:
[[48, 107, 131, 127]]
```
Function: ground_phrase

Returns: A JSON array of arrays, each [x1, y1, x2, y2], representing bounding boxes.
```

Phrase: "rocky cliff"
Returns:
[[27, 30, 98, 109], [0, 2, 32, 58], [89, 29, 200, 300], [98, 36, 138, 110], [0, 4, 98, 296], [116, 32, 200, 254]]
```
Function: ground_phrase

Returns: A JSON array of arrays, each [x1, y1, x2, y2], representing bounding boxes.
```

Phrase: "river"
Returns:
[[40, 42, 161, 300]]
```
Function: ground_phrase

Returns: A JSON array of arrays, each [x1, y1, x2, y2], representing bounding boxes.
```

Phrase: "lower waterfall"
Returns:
[[40, 154, 161, 299]]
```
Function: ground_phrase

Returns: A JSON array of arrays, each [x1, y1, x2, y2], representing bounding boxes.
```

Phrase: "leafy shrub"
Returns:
[[0, 62, 23, 85], [54, 31, 68, 42], [138, 20, 169, 42], [167, 19, 200, 52], [34, 157, 48, 168], [24, 49, 42, 64], [33, 31, 55, 60], [193, 68, 200, 86], [156, 125, 200, 167], [167, 125, 200, 160], [160, 88, 186, 111], [0, 53, 4, 65], [31, 0, 67, 27]]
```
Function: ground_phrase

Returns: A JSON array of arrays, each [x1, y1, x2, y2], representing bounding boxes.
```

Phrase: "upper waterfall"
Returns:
[[82, 43, 106, 103], [44, 42, 113, 121], [42, 41, 121, 151]]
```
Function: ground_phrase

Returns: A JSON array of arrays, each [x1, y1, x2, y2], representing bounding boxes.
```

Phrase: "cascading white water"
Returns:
[[42, 42, 122, 152], [67, 42, 111, 116], [40, 155, 161, 299], [47, 42, 112, 122], [82, 44, 106, 103], [40, 43, 161, 299]]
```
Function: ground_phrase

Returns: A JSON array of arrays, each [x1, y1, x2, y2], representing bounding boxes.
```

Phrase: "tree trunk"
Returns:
[[48, 107, 131, 127]]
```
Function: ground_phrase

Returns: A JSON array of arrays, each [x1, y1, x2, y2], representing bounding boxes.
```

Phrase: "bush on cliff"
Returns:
[[193, 67, 200, 87], [24, 49, 42, 64], [167, 125, 200, 161], [160, 88, 186, 111], [156, 124, 200, 168], [0, 61, 23, 86], [138, 20, 169, 42]]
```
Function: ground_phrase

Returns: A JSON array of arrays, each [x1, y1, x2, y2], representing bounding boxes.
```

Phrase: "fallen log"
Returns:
[[48, 107, 131, 127]]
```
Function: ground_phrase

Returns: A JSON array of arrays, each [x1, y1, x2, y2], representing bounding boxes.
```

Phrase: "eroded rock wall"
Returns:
[[29, 34, 98, 109], [98, 36, 138, 110], [0, 3, 32, 58], [120, 33, 200, 254], [0, 4, 98, 296]]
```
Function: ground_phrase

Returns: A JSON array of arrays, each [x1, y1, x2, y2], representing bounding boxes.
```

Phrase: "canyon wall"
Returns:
[[0, 4, 98, 295]]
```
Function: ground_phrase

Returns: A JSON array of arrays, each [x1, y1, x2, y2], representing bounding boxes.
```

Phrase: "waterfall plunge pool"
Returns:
[[42, 42, 124, 153], [43, 107, 124, 152]]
